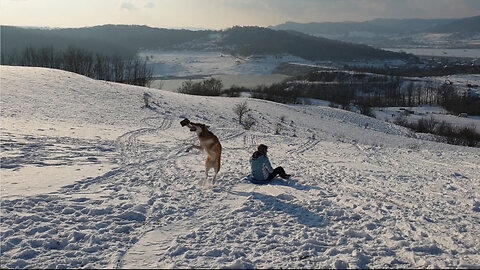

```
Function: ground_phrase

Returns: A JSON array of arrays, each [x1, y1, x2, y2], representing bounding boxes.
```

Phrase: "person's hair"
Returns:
[[258, 144, 268, 153]]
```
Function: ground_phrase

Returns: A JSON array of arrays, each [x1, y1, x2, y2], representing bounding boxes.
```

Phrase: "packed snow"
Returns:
[[1, 66, 480, 269]]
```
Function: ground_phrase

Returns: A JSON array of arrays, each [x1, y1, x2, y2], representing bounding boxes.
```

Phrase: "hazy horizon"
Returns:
[[1, 0, 479, 30]]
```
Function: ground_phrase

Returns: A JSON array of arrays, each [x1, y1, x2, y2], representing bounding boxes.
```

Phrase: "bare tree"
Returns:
[[177, 79, 195, 94], [358, 99, 375, 117], [406, 81, 414, 107], [233, 101, 251, 125], [202, 78, 223, 96]]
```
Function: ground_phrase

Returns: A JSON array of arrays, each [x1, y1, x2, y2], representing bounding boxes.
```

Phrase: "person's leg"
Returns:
[[266, 167, 290, 181], [277, 167, 291, 179]]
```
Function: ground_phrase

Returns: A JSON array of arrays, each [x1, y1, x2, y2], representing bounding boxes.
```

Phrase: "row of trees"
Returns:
[[299, 71, 458, 108], [175, 69, 479, 117], [1, 46, 153, 86], [394, 116, 480, 147], [344, 64, 480, 78], [287, 80, 440, 108], [284, 71, 480, 116], [177, 78, 223, 96]]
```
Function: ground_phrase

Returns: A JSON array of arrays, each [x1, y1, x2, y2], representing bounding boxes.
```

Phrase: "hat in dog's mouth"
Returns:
[[180, 118, 190, 127]]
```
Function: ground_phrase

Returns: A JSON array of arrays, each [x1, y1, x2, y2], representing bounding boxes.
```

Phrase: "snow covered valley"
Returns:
[[1, 66, 479, 269]]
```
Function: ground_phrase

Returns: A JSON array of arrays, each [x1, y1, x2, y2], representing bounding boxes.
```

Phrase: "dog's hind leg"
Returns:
[[204, 157, 213, 186], [211, 158, 220, 185], [212, 171, 218, 185], [204, 168, 209, 186], [205, 154, 220, 186]]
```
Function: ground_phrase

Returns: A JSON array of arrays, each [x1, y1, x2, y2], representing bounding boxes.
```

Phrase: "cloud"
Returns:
[[145, 2, 155, 9], [120, 1, 156, 11], [120, 2, 136, 11], [220, 0, 480, 23], [462, 0, 480, 9]]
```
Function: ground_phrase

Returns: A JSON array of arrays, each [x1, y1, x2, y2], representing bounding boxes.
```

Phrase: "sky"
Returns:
[[1, 0, 480, 30]]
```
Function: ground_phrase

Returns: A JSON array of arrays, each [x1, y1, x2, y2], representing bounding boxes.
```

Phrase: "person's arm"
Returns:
[[263, 156, 274, 173]]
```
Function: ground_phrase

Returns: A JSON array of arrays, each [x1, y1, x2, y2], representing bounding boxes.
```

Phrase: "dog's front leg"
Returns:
[[186, 145, 202, 152]]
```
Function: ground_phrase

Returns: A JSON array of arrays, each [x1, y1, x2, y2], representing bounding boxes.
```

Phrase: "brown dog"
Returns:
[[182, 119, 222, 185]]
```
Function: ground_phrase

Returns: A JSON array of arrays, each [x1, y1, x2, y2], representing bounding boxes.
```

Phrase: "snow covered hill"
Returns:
[[1, 66, 479, 269]]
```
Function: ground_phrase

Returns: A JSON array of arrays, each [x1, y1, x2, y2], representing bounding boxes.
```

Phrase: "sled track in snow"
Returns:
[[216, 130, 246, 141], [287, 137, 320, 155], [141, 116, 173, 130], [0, 133, 116, 170], [242, 133, 259, 148], [116, 116, 173, 165], [117, 181, 247, 268]]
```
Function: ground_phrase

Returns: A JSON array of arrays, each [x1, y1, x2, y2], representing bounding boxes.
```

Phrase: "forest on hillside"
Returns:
[[1, 25, 413, 62]]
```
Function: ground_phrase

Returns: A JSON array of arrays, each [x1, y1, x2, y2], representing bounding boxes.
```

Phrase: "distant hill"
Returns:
[[1, 25, 136, 58], [424, 15, 480, 33], [219, 26, 411, 61], [271, 18, 457, 36], [1, 24, 412, 62], [1, 25, 214, 59], [270, 16, 480, 49]]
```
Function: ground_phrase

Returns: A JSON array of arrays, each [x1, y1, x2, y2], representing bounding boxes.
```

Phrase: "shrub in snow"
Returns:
[[143, 92, 152, 108], [242, 114, 256, 130], [416, 117, 437, 133], [275, 116, 286, 135], [394, 115, 408, 126], [358, 102, 375, 118]]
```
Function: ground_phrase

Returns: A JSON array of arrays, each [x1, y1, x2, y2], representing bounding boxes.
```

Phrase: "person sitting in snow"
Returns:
[[250, 144, 291, 183]]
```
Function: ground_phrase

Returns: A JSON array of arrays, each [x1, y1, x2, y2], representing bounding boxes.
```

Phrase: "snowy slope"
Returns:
[[1, 66, 479, 269]]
